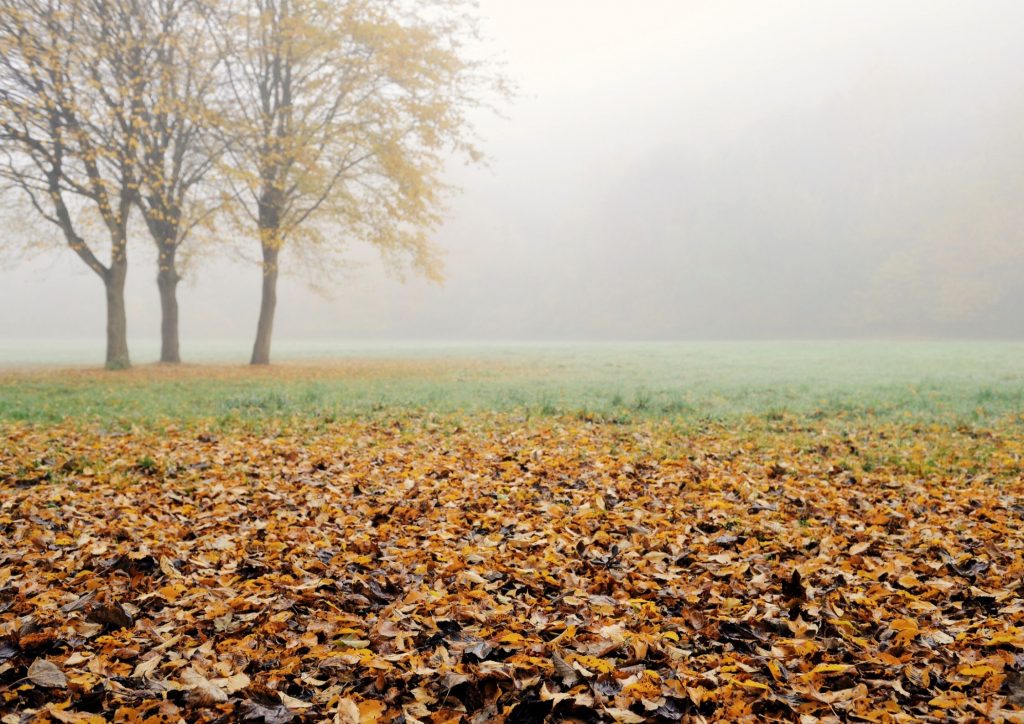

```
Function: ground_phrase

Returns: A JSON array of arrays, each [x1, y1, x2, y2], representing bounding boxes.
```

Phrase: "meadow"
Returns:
[[1, 341, 1023, 426]]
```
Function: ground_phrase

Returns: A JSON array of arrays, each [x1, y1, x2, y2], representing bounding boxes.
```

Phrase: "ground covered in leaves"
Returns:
[[2, 416, 1024, 722]]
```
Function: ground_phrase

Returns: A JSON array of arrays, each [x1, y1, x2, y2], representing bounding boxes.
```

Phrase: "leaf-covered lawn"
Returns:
[[1, 418, 1023, 722]]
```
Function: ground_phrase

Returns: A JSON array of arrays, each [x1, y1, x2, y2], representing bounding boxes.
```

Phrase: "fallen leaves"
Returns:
[[0, 416, 1022, 721]]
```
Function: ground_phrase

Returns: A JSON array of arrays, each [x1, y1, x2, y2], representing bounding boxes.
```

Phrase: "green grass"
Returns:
[[1, 341, 1022, 427]]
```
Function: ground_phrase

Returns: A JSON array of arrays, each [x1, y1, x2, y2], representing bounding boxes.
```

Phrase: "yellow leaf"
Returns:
[[569, 655, 615, 674], [157, 583, 186, 602], [808, 663, 854, 676], [983, 631, 1023, 647], [929, 691, 967, 709], [495, 632, 526, 645], [729, 677, 770, 691], [958, 664, 998, 677], [358, 700, 386, 722]]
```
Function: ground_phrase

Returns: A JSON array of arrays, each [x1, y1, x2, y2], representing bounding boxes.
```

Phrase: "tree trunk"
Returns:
[[104, 259, 131, 370], [157, 244, 181, 364], [250, 245, 279, 365]]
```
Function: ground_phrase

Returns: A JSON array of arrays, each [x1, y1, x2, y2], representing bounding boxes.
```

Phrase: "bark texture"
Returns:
[[104, 259, 131, 370], [156, 247, 181, 364], [250, 244, 279, 366]]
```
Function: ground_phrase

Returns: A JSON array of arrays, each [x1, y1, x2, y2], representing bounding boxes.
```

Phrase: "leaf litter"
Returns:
[[0, 417, 1023, 722]]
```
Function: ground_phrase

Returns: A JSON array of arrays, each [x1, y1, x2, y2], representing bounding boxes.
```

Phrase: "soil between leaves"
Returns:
[[1, 417, 1023, 722]]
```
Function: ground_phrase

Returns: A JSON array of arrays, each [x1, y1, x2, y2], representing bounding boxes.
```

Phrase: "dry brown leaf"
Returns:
[[334, 697, 361, 724], [180, 668, 228, 706], [27, 659, 67, 689]]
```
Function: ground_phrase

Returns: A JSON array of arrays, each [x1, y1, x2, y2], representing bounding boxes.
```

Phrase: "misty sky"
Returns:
[[2, 0, 1024, 347]]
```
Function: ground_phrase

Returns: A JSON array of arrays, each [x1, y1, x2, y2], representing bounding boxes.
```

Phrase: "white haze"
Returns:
[[2, 0, 1024, 355]]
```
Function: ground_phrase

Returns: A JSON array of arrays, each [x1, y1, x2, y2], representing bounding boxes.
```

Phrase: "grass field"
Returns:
[[1, 341, 1023, 426]]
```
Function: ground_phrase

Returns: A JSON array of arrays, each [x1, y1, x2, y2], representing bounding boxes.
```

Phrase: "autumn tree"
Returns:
[[0, 0, 224, 366], [216, 0, 504, 365], [131, 0, 223, 364], [0, 0, 148, 369]]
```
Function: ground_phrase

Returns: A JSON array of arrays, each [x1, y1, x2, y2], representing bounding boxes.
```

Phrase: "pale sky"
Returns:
[[2, 0, 1024, 354]]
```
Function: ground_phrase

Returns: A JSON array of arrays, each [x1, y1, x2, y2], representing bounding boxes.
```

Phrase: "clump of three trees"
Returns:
[[0, 0, 502, 367]]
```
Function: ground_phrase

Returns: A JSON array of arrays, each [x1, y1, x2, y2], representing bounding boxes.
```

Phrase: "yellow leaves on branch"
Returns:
[[217, 0, 504, 280]]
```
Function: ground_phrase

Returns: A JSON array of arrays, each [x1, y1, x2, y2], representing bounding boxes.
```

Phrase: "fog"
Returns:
[[3, 0, 1024, 348]]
